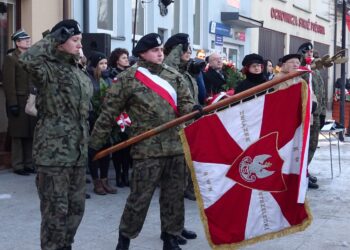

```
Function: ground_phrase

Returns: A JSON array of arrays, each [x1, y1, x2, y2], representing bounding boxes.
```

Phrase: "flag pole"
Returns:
[[93, 70, 307, 161]]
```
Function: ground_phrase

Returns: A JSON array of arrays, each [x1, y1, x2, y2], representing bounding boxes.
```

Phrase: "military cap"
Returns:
[[89, 51, 107, 68], [281, 53, 301, 63], [11, 29, 30, 41], [164, 33, 190, 51], [297, 42, 313, 54], [50, 19, 82, 36], [242, 53, 264, 67], [132, 33, 163, 57]]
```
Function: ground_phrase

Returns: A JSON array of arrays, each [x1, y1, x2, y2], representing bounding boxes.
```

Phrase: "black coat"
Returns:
[[235, 72, 267, 101], [203, 67, 226, 96]]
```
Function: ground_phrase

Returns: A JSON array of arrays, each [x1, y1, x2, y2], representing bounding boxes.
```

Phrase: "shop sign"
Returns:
[[235, 31, 245, 41], [215, 34, 224, 46], [270, 8, 325, 35], [209, 21, 233, 37]]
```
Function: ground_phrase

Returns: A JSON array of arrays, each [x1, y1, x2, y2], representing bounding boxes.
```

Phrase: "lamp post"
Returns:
[[339, 0, 347, 140]]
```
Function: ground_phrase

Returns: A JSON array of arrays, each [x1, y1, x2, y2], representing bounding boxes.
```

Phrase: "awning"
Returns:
[[221, 12, 263, 28]]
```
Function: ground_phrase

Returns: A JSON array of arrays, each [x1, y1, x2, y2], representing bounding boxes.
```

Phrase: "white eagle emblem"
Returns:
[[239, 154, 275, 183]]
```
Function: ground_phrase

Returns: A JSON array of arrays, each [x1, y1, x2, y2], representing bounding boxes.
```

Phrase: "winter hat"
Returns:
[[50, 19, 82, 36], [242, 53, 264, 67], [89, 51, 107, 68], [297, 42, 313, 54], [164, 33, 190, 52], [132, 33, 163, 57], [281, 54, 301, 63], [11, 29, 30, 41]]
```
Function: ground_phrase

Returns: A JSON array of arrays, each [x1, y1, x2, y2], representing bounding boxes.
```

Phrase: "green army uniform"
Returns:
[[89, 59, 194, 238], [302, 68, 326, 164], [164, 43, 198, 203], [2, 48, 36, 171], [19, 30, 92, 250], [164, 44, 199, 103]]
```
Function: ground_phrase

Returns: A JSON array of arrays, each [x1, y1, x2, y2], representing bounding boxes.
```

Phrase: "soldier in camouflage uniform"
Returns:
[[19, 19, 92, 250], [298, 42, 327, 189], [162, 33, 199, 245], [89, 33, 195, 250]]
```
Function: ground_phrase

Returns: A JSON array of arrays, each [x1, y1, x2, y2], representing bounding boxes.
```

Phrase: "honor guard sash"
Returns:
[[135, 67, 178, 114]]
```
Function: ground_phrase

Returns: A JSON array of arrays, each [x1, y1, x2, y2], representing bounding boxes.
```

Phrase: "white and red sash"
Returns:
[[135, 67, 178, 114]]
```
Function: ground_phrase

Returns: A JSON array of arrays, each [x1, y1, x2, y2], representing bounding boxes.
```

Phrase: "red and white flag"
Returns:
[[181, 81, 312, 248]]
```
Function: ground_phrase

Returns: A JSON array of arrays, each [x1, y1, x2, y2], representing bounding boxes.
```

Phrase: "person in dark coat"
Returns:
[[235, 53, 267, 97], [107, 48, 133, 188], [203, 52, 226, 96], [108, 47, 130, 78], [87, 51, 117, 195], [2, 29, 36, 175]]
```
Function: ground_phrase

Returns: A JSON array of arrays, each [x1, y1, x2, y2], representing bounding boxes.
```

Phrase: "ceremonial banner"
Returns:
[[181, 82, 312, 249]]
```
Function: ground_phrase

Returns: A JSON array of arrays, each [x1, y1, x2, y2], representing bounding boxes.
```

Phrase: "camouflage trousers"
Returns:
[[36, 166, 86, 250], [308, 115, 321, 165], [119, 155, 185, 238]]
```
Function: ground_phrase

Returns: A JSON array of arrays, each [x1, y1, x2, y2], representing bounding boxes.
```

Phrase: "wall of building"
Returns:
[[21, 0, 63, 43]]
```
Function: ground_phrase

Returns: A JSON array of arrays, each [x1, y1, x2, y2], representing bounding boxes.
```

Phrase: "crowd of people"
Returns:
[[2, 18, 326, 250]]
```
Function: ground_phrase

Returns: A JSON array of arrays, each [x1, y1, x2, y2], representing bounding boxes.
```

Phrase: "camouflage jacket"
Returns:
[[164, 44, 199, 104], [302, 69, 326, 116], [19, 34, 93, 167], [89, 59, 195, 159]]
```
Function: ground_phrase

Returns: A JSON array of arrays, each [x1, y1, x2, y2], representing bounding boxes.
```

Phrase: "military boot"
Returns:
[[101, 178, 117, 194], [93, 179, 107, 195], [163, 232, 182, 250], [116, 232, 130, 250]]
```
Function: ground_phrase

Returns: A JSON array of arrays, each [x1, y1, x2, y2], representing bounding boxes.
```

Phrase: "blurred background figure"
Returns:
[[203, 52, 226, 96], [108, 48, 130, 78], [2, 29, 36, 176], [87, 51, 117, 195], [263, 59, 275, 81]]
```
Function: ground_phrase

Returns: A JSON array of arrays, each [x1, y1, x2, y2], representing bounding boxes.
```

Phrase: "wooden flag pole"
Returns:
[[93, 70, 306, 161]]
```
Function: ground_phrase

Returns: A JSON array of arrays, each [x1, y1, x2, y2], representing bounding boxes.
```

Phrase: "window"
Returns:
[[193, 0, 201, 45], [293, 0, 310, 11], [316, 0, 330, 20], [132, 0, 145, 37], [0, 1, 15, 84], [171, 0, 180, 35], [97, 0, 113, 31]]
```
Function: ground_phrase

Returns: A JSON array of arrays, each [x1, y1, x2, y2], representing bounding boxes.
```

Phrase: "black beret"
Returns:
[[89, 51, 107, 68], [297, 42, 313, 54], [132, 33, 163, 57], [11, 29, 30, 41], [281, 54, 301, 63], [51, 19, 82, 36], [164, 33, 190, 51], [242, 53, 264, 67]]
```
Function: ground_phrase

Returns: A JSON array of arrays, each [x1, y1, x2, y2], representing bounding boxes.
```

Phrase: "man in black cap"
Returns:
[[297, 42, 326, 189], [2, 29, 36, 176], [274, 54, 302, 91], [19, 19, 92, 250], [89, 33, 195, 250]]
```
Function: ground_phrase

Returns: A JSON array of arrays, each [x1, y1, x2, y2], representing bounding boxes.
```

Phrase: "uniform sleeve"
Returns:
[[2, 55, 18, 106], [18, 34, 60, 87], [177, 75, 195, 116], [89, 79, 127, 150]]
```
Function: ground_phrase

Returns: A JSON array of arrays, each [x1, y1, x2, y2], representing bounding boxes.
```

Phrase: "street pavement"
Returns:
[[1, 135, 350, 250]]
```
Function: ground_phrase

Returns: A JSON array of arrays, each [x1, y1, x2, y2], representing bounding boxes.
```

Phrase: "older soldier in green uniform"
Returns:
[[298, 42, 327, 189], [89, 33, 195, 250], [2, 29, 36, 175], [19, 19, 92, 250]]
